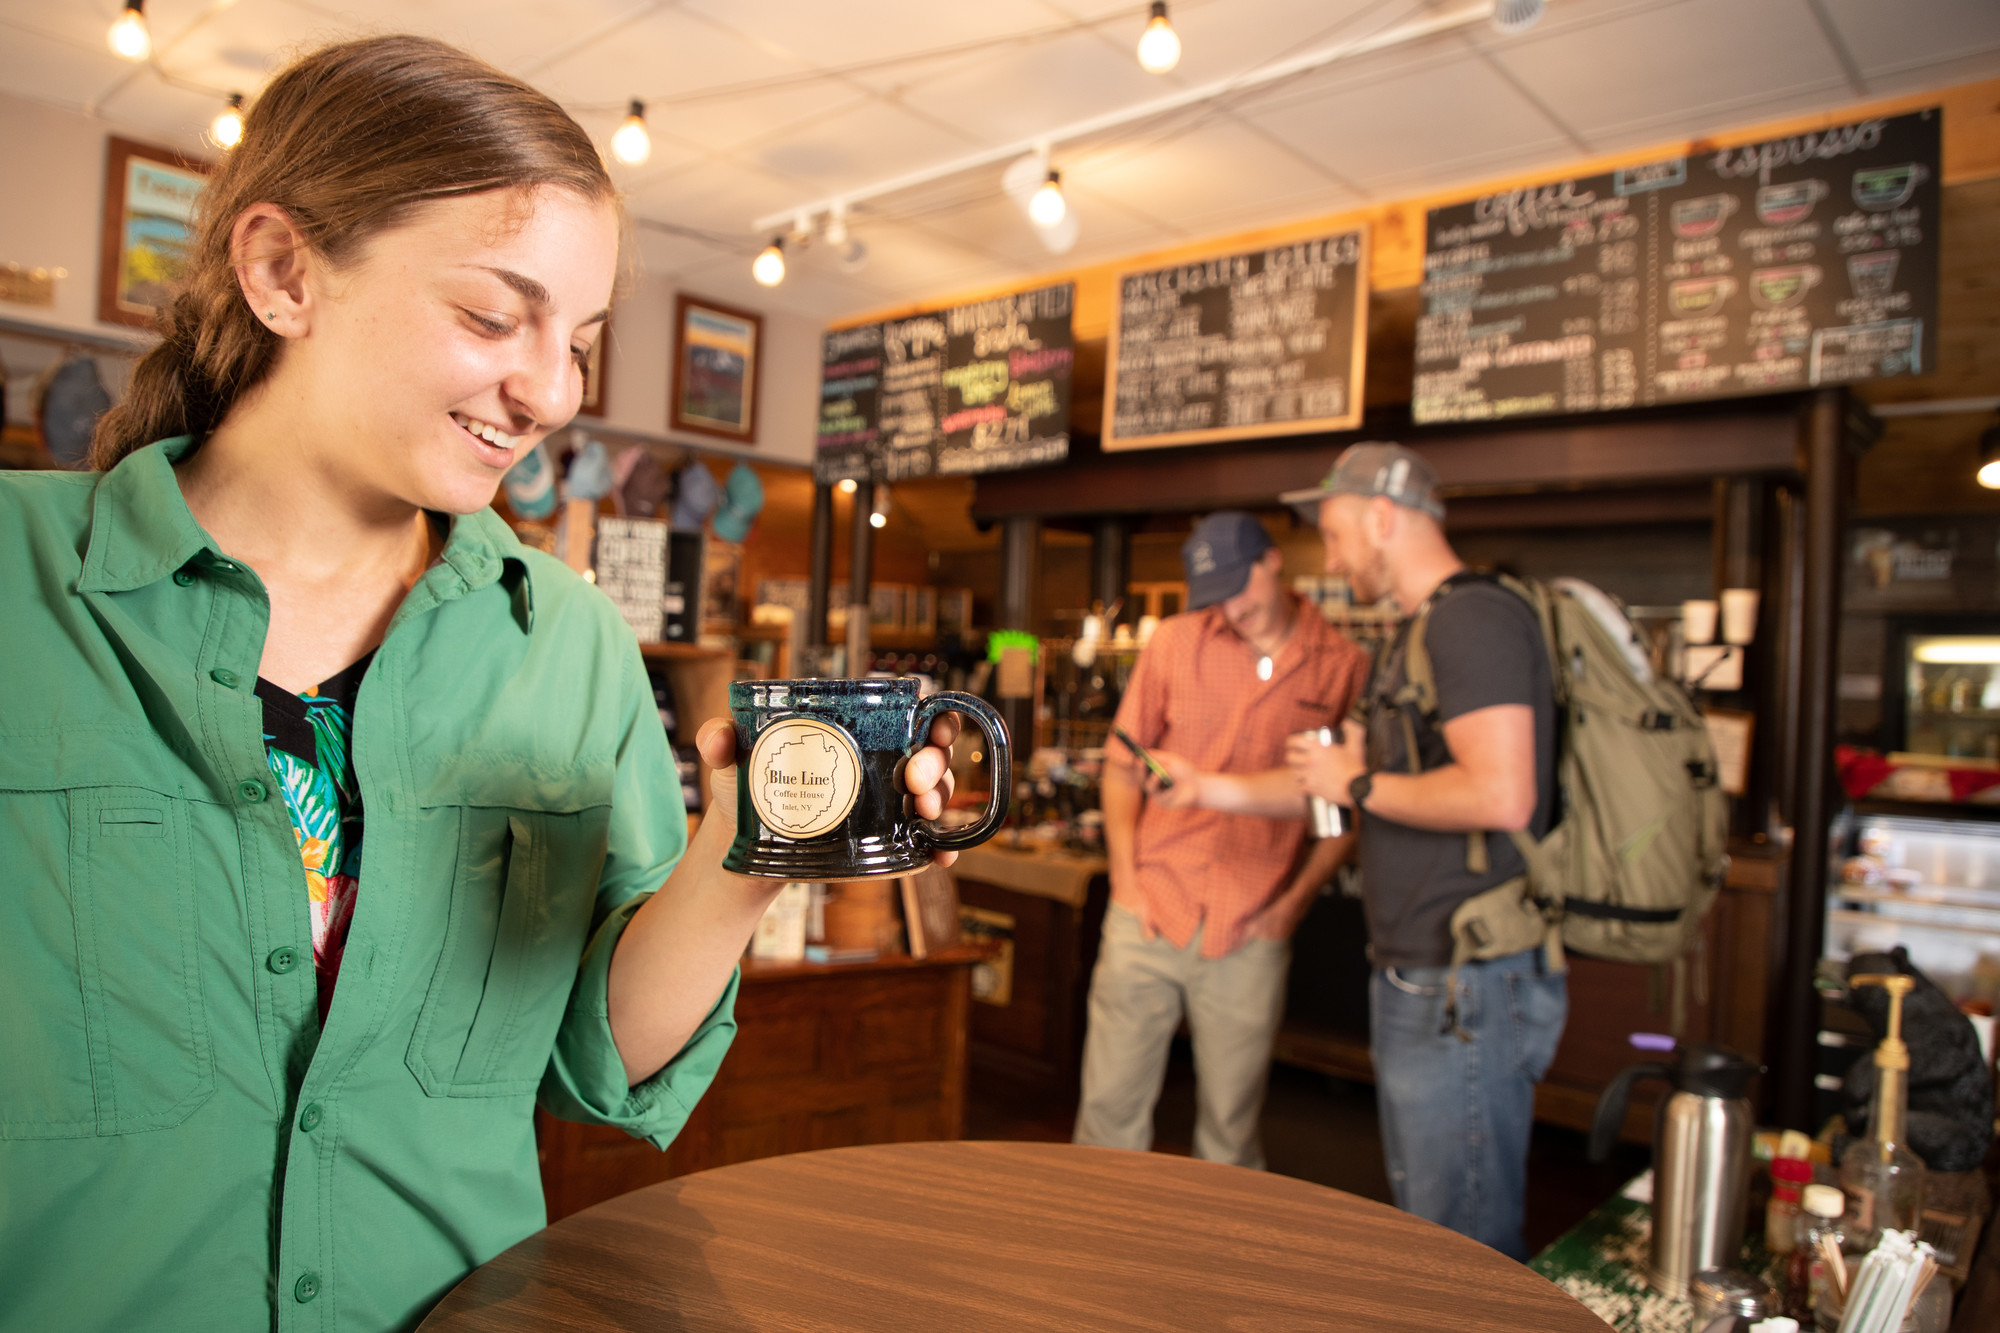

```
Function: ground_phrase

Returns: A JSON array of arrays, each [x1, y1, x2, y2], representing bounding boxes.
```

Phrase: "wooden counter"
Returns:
[[535, 945, 980, 1222], [952, 843, 1111, 1105]]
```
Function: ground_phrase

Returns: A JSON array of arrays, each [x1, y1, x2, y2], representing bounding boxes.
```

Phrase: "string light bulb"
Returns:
[[209, 94, 246, 151], [1137, 2, 1181, 74], [752, 237, 786, 286], [611, 99, 651, 165], [869, 487, 890, 529], [108, 0, 151, 61], [1978, 415, 2000, 489], [1029, 169, 1066, 228], [836, 478, 858, 495]]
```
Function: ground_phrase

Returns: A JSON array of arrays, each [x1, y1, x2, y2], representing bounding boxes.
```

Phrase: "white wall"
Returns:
[[0, 89, 818, 465], [596, 261, 818, 467]]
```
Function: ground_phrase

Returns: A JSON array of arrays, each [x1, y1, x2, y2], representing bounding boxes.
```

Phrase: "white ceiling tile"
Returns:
[[896, 26, 1175, 147], [738, 95, 983, 196], [1246, 53, 1576, 191], [1817, 0, 2000, 80], [625, 157, 794, 235], [1484, 0, 1850, 144], [1060, 115, 1352, 228], [680, 0, 1065, 76], [531, 7, 808, 106], [0, 21, 144, 115], [1156, 0, 1428, 88]]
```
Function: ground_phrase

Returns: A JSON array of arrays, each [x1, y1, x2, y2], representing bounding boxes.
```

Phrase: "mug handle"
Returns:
[[909, 690, 1011, 852]]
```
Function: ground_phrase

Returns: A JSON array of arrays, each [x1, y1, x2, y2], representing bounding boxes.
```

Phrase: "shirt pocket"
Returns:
[[406, 794, 611, 1098], [0, 780, 212, 1139]]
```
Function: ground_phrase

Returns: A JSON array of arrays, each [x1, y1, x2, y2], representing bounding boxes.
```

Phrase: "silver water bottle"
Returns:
[[1589, 1040, 1762, 1298], [1294, 727, 1350, 838]]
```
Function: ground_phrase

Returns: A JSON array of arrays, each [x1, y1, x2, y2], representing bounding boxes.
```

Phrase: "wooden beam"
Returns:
[[972, 402, 1804, 522]]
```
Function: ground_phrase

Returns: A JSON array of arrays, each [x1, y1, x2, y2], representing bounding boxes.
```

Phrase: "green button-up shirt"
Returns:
[[0, 439, 738, 1331]]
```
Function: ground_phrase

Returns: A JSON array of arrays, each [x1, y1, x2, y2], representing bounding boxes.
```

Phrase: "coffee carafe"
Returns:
[[1590, 1038, 1762, 1299]]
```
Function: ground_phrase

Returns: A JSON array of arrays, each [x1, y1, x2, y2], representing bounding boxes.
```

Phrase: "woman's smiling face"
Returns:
[[291, 186, 618, 514]]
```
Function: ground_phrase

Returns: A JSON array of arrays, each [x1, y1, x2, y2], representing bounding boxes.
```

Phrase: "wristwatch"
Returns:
[[1347, 771, 1374, 810]]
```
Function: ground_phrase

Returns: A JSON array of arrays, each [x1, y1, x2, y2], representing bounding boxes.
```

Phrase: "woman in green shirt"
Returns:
[[0, 35, 957, 1333]]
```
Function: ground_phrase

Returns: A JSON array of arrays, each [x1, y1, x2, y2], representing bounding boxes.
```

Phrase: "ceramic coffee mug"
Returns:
[[1750, 263, 1822, 309], [1847, 249, 1901, 298], [723, 677, 1010, 880], [1669, 194, 1738, 239], [1754, 179, 1828, 225], [1668, 276, 1736, 313], [1852, 163, 1928, 212]]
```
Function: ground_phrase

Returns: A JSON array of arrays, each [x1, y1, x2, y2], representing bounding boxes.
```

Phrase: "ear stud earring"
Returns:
[[265, 311, 275, 320]]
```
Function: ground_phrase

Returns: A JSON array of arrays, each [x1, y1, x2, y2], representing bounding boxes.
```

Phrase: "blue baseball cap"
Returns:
[[1182, 511, 1275, 610]]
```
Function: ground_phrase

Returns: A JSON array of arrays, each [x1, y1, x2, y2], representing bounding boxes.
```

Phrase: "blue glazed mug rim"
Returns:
[[729, 676, 919, 704]]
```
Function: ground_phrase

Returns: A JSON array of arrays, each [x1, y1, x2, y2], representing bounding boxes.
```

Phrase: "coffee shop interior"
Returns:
[[9, 0, 2000, 1328]]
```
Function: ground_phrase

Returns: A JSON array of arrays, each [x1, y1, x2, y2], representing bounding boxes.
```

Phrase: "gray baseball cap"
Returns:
[[1279, 441, 1444, 521]]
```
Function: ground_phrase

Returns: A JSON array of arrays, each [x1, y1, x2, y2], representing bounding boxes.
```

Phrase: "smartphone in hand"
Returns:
[[1111, 725, 1175, 789]]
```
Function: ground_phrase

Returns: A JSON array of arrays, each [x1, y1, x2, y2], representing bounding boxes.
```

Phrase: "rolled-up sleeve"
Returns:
[[536, 637, 739, 1148]]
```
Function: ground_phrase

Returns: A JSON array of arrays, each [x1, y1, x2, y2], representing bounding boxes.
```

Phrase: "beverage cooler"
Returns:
[[1882, 625, 2000, 762]]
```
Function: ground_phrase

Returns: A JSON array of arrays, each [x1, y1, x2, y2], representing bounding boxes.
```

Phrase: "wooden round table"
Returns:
[[421, 1141, 1611, 1332]]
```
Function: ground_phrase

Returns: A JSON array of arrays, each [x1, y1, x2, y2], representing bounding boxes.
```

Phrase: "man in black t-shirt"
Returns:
[[1279, 443, 1566, 1261]]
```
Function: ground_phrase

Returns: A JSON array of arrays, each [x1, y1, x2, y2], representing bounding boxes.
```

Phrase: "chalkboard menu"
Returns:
[[814, 282, 1074, 483], [1414, 108, 1940, 424], [1104, 230, 1369, 450]]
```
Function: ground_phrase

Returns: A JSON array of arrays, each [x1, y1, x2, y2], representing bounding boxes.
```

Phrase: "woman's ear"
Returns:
[[231, 203, 315, 337]]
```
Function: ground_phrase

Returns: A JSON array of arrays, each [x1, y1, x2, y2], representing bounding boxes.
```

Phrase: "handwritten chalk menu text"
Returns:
[[1414, 109, 1939, 424], [814, 282, 1074, 483], [815, 323, 881, 484], [1105, 230, 1369, 450]]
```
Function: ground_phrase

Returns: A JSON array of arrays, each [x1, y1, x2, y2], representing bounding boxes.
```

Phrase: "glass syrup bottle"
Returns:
[[1837, 973, 1927, 1250]]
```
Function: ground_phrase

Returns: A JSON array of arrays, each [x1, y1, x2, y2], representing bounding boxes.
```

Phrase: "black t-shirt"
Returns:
[[1358, 579, 1557, 968]]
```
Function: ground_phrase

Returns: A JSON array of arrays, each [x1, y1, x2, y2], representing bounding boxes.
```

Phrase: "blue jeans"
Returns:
[[1369, 948, 1568, 1260]]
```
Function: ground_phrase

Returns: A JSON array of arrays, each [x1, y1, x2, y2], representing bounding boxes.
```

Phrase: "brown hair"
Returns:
[[91, 34, 615, 470]]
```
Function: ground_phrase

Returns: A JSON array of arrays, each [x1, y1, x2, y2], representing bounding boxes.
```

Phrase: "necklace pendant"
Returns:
[[1257, 655, 1273, 682]]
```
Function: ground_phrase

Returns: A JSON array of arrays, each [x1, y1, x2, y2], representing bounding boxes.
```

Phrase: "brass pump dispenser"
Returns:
[[1839, 973, 1926, 1245]]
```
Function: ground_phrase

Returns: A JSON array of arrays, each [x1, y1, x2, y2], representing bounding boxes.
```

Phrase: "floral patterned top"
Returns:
[[256, 654, 372, 1024]]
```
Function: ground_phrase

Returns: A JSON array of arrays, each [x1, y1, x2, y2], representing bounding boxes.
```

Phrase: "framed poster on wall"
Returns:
[[671, 293, 761, 443], [98, 136, 210, 329], [575, 319, 610, 418]]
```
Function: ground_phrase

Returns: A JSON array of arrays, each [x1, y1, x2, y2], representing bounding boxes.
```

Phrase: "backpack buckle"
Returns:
[[1640, 711, 1678, 731], [1686, 759, 1717, 787]]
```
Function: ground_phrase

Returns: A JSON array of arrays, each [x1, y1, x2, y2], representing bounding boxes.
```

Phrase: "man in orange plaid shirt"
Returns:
[[1073, 512, 1367, 1168]]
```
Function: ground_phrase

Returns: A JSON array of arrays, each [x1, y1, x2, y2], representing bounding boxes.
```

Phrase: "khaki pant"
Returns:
[[1072, 902, 1291, 1168]]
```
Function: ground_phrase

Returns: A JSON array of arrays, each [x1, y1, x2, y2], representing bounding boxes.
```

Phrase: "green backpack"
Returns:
[[1377, 573, 1731, 1033]]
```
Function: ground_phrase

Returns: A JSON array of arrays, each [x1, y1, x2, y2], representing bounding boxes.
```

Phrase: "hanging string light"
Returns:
[[209, 93, 246, 150], [1029, 169, 1067, 228], [752, 236, 786, 286], [611, 99, 652, 165], [868, 487, 890, 529], [1137, 2, 1181, 74], [108, 0, 151, 62]]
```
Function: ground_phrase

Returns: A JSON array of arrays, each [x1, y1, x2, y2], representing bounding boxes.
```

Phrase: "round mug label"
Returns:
[[747, 716, 862, 839]]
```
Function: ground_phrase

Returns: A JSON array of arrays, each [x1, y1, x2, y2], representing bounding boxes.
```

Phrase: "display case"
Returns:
[[1882, 622, 2000, 762], [1825, 810, 2000, 1006]]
